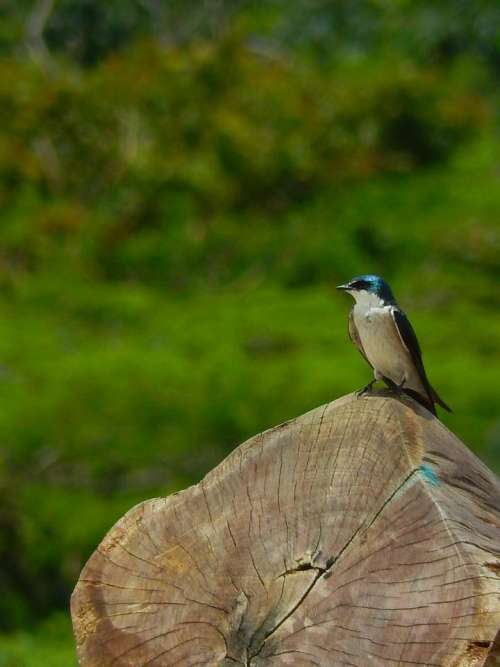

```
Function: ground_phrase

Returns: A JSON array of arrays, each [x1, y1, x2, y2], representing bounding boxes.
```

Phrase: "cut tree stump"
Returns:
[[71, 392, 500, 666]]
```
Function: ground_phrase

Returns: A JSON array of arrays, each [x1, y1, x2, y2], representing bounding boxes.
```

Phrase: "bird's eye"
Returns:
[[351, 280, 366, 290]]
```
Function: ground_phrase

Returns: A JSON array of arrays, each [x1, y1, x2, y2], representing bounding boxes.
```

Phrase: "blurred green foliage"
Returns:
[[0, 40, 488, 290], [0, 1, 499, 664]]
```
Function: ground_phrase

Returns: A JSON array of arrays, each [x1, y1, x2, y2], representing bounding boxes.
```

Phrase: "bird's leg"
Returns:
[[356, 378, 376, 397]]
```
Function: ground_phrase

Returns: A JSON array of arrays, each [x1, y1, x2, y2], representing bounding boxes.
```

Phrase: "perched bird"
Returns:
[[337, 274, 451, 415]]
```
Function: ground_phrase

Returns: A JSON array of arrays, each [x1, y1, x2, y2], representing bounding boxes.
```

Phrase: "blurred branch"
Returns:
[[24, 0, 56, 65]]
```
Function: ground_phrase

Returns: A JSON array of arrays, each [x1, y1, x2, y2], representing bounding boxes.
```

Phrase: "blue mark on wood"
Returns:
[[420, 464, 439, 486]]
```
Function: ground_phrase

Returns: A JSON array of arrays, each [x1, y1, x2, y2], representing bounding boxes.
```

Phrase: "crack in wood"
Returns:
[[276, 562, 326, 579], [246, 468, 421, 663]]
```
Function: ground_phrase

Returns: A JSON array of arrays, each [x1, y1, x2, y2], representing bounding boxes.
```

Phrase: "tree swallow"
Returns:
[[337, 274, 451, 416]]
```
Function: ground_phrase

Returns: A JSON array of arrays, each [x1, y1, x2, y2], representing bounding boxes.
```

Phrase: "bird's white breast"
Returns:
[[352, 294, 410, 386]]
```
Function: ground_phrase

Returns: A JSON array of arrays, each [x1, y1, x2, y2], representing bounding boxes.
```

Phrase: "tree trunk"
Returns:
[[71, 392, 500, 666]]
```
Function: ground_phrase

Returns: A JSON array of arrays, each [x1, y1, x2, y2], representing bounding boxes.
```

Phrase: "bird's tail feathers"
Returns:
[[402, 388, 437, 415], [429, 386, 452, 413]]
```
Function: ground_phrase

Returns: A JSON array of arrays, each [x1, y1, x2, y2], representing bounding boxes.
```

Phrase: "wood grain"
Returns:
[[71, 392, 500, 666]]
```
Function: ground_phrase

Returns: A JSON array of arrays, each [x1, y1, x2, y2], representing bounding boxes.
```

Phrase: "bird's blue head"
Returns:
[[337, 274, 396, 304]]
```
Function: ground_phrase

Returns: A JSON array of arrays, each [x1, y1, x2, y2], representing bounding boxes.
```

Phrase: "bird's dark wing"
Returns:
[[348, 309, 372, 368], [391, 307, 451, 413]]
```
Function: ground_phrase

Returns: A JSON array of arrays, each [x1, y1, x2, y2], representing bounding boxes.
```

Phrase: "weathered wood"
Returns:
[[71, 392, 500, 666]]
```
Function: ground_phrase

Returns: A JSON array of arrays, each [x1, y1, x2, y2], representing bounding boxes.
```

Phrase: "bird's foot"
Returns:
[[356, 379, 376, 398], [383, 377, 406, 397]]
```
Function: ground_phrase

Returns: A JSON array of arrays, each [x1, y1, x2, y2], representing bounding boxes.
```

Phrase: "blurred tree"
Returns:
[[0, 39, 488, 287], [45, 0, 150, 65], [0, 0, 499, 72]]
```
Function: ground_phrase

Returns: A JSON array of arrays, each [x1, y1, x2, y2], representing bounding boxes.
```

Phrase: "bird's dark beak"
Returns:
[[336, 283, 349, 291]]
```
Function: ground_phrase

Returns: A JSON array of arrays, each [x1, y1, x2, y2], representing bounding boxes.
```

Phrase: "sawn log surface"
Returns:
[[71, 392, 500, 666]]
